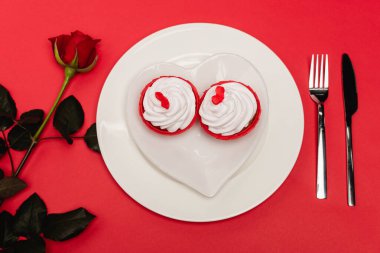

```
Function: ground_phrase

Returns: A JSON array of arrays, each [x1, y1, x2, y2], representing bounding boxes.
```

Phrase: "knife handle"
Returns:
[[316, 104, 327, 199], [346, 123, 356, 206]]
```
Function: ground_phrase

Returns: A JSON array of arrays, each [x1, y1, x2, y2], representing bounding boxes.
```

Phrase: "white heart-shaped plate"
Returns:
[[126, 54, 269, 197]]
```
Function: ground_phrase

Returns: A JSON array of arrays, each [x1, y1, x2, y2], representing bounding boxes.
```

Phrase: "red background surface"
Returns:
[[1, 0, 379, 252]]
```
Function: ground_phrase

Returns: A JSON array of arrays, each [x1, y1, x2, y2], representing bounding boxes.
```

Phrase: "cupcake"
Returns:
[[199, 81, 261, 140], [139, 76, 199, 135]]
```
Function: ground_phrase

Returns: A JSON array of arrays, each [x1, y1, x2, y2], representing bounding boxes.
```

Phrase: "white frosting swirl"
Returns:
[[142, 77, 196, 133], [199, 82, 258, 136]]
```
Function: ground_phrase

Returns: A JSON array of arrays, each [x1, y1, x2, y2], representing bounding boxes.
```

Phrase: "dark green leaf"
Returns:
[[0, 211, 18, 247], [10, 236, 45, 253], [8, 126, 32, 151], [18, 109, 44, 126], [53, 96, 84, 144], [84, 123, 100, 153], [43, 208, 95, 241], [13, 193, 47, 237], [0, 84, 17, 131], [0, 138, 7, 156], [0, 170, 3, 206], [0, 177, 27, 199], [8, 110, 44, 151]]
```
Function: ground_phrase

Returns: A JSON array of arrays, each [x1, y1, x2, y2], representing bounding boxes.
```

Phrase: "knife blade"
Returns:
[[342, 53, 358, 206], [342, 54, 358, 123]]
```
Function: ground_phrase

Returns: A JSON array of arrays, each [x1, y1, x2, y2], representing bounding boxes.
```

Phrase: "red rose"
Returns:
[[49, 31, 100, 72]]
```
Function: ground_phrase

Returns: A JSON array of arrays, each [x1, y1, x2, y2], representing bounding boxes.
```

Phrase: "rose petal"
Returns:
[[86, 48, 97, 66], [62, 38, 77, 64], [71, 30, 85, 36], [48, 37, 57, 49], [70, 31, 90, 44], [76, 38, 100, 68], [62, 31, 90, 65], [49, 35, 71, 64]]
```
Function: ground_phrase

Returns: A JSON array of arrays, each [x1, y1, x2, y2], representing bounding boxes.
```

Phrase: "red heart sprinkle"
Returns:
[[155, 92, 170, 109], [211, 86, 225, 105]]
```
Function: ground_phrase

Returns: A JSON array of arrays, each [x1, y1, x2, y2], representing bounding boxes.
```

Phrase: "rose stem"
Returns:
[[15, 67, 75, 177]]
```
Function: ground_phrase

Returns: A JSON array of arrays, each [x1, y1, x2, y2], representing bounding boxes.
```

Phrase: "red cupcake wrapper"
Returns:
[[139, 76, 200, 135], [199, 81, 261, 140]]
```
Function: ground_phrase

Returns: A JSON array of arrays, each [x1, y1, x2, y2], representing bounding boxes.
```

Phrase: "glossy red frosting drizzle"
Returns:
[[211, 86, 225, 105], [155, 91, 170, 109]]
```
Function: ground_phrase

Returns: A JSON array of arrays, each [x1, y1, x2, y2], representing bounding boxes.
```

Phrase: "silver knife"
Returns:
[[342, 54, 358, 206]]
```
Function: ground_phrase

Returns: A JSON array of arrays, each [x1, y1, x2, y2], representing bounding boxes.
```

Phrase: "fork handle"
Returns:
[[316, 104, 327, 199], [346, 123, 355, 206]]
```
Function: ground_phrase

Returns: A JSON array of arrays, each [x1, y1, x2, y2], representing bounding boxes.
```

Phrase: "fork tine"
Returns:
[[324, 54, 329, 88], [309, 54, 314, 88], [319, 55, 324, 88], [314, 55, 319, 88]]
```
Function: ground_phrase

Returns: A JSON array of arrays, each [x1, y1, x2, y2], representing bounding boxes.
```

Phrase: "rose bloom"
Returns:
[[49, 31, 100, 71]]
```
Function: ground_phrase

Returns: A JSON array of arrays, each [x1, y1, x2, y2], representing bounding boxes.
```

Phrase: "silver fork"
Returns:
[[309, 54, 329, 199]]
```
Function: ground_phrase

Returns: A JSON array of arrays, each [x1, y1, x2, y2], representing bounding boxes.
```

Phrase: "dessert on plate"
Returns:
[[199, 80, 261, 140], [139, 76, 199, 135]]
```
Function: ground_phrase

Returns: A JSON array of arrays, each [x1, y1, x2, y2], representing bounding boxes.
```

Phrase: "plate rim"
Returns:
[[97, 22, 304, 222]]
